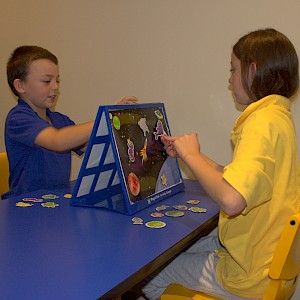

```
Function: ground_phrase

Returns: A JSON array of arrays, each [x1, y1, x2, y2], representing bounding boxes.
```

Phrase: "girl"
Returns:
[[143, 28, 300, 300]]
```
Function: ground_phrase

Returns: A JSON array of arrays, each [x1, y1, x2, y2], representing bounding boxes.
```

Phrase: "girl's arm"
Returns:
[[161, 134, 246, 216]]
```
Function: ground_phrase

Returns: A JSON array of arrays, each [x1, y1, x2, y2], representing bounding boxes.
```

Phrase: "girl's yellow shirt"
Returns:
[[216, 94, 300, 298]]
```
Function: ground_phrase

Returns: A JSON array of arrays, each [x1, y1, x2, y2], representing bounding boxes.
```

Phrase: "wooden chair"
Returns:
[[0, 152, 9, 198], [161, 212, 300, 300]]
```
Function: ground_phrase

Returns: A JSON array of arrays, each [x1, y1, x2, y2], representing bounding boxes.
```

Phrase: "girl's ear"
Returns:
[[249, 62, 257, 83], [13, 79, 25, 94]]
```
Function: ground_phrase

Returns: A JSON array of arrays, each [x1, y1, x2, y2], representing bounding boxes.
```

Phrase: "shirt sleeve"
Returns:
[[6, 108, 50, 148], [223, 119, 275, 215]]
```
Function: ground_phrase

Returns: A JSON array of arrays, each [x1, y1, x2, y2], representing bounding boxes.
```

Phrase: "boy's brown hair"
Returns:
[[7, 45, 58, 97], [233, 28, 299, 101]]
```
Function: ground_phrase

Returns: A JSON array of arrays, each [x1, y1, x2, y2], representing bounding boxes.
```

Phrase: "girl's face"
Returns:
[[17, 59, 60, 115], [229, 53, 252, 105]]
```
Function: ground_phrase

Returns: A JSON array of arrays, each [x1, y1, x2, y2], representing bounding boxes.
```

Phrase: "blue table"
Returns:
[[0, 180, 219, 300]]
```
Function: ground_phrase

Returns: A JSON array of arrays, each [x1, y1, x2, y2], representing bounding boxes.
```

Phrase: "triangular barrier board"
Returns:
[[71, 103, 184, 215]]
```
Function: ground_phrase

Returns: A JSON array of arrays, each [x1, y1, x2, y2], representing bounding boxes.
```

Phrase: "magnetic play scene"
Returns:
[[71, 103, 184, 215]]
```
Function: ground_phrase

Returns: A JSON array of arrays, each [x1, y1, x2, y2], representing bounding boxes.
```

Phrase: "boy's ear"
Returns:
[[13, 79, 25, 94]]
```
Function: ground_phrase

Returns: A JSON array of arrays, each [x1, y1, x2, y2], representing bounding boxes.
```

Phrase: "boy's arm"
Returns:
[[35, 121, 94, 152]]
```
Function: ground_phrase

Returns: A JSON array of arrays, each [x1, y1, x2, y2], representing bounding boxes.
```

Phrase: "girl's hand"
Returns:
[[173, 133, 201, 162], [161, 135, 178, 157], [116, 96, 138, 104]]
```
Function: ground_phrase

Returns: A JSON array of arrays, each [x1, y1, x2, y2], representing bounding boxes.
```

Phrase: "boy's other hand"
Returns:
[[116, 96, 138, 104]]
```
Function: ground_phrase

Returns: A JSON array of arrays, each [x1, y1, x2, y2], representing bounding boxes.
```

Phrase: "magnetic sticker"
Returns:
[[63, 194, 72, 199], [127, 138, 135, 163], [42, 194, 59, 200], [165, 210, 185, 217], [127, 172, 140, 196], [188, 207, 207, 213], [161, 174, 168, 187], [16, 202, 33, 207], [22, 197, 43, 203], [154, 110, 163, 120], [139, 138, 148, 164], [153, 120, 165, 140], [150, 212, 164, 218], [145, 220, 166, 228], [187, 199, 201, 205], [132, 217, 144, 224], [112, 115, 121, 130], [156, 205, 169, 211], [138, 118, 150, 136], [173, 205, 188, 211], [41, 202, 59, 208]]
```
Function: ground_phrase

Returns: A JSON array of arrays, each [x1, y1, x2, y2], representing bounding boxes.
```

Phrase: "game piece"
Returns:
[[112, 115, 121, 130], [145, 220, 166, 228], [156, 205, 169, 211], [165, 210, 185, 217], [127, 172, 141, 196], [150, 212, 164, 218], [42, 194, 59, 200], [173, 205, 188, 210], [63, 193, 72, 198], [16, 201, 33, 207], [22, 197, 43, 202], [188, 207, 207, 213], [41, 202, 59, 208], [131, 217, 144, 225], [187, 199, 200, 205], [138, 118, 150, 136]]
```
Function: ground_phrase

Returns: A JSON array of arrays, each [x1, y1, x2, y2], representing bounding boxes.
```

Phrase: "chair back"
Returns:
[[263, 212, 300, 300], [0, 152, 9, 198]]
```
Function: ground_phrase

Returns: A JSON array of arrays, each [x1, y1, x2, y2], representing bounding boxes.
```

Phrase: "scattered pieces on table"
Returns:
[[132, 217, 144, 225], [165, 210, 185, 217], [16, 201, 33, 207], [187, 199, 200, 205], [42, 194, 59, 200], [63, 193, 72, 199], [150, 212, 164, 218], [188, 207, 207, 213], [145, 220, 166, 229], [41, 202, 59, 208]]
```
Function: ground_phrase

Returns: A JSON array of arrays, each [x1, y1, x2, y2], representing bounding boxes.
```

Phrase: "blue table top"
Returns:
[[0, 179, 219, 300]]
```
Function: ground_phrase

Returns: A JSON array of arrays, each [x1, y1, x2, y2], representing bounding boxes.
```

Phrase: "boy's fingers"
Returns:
[[117, 96, 138, 104]]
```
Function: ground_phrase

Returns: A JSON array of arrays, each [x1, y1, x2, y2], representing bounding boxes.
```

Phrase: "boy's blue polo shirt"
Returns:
[[4, 99, 82, 198]]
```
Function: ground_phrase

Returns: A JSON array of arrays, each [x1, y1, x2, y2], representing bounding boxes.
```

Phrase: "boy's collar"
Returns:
[[18, 98, 52, 116]]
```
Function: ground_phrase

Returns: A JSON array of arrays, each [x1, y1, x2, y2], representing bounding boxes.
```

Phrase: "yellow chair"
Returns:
[[161, 212, 300, 300], [0, 152, 9, 198]]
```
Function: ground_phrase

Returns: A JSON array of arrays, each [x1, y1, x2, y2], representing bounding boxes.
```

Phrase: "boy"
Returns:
[[4, 45, 137, 198]]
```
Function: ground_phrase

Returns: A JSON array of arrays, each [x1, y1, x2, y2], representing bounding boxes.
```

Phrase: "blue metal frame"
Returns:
[[71, 103, 184, 215]]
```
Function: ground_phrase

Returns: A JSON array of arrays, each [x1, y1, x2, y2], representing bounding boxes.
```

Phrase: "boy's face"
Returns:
[[18, 59, 59, 112], [229, 53, 251, 105]]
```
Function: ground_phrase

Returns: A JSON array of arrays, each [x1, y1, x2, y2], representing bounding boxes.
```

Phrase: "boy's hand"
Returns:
[[116, 96, 138, 104]]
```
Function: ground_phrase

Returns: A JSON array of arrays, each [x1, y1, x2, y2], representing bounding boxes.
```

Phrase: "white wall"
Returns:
[[0, 1, 299, 297]]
